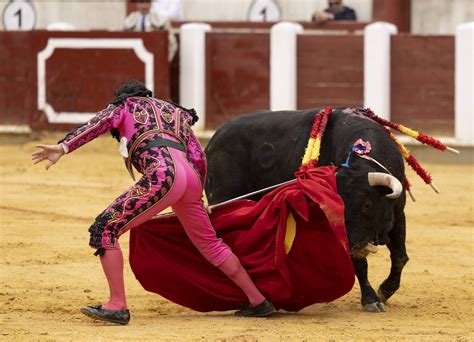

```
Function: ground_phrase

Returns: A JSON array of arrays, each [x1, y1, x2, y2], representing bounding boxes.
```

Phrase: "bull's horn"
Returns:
[[368, 172, 403, 199], [364, 243, 378, 254]]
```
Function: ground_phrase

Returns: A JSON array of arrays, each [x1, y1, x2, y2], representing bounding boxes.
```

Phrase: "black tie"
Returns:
[[140, 14, 146, 32]]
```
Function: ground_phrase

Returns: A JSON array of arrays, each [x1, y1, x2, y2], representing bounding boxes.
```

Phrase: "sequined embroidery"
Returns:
[[161, 111, 173, 124], [88, 147, 175, 249], [133, 110, 149, 124]]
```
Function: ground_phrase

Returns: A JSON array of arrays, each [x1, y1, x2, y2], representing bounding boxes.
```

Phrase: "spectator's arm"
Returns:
[[312, 10, 333, 23]]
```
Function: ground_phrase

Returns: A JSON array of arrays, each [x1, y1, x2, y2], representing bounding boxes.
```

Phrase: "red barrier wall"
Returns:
[[203, 32, 454, 135], [205, 32, 270, 129], [391, 35, 454, 135], [0, 30, 455, 137], [0, 30, 169, 130], [0, 32, 35, 127], [297, 35, 364, 109], [204, 33, 364, 129], [372, 0, 411, 33]]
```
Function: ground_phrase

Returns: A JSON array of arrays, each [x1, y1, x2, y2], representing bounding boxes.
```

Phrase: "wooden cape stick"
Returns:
[[153, 179, 298, 220]]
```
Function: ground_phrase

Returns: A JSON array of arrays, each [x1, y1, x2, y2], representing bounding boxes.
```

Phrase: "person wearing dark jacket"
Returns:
[[312, 0, 357, 23]]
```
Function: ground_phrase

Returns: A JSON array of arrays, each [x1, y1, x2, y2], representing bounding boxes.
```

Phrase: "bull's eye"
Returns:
[[362, 200, 373, 212]]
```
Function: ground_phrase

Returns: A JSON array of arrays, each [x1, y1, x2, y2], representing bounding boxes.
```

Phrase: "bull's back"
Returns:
[[205, 109, 320, 204], [205, 108, 404, 204]]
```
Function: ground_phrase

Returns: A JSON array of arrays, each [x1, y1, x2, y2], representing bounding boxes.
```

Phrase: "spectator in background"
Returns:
[[124, 0, 177, 62], [151, 0, 183, 20], [312, 0, 357, 23]]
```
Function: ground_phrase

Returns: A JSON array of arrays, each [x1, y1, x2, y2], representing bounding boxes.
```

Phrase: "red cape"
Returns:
[[129, 166, 354, 312]]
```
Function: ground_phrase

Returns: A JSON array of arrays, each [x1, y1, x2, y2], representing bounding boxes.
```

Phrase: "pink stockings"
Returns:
[[99, 146, 265, 310], [218, 254, 265, 306], [100, 247, 127, 310]]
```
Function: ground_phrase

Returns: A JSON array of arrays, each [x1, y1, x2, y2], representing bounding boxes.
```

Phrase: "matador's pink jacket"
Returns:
[[58, 96, 207, 184]]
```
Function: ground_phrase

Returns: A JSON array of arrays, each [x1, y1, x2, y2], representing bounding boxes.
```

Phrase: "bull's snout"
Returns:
[[350, 242, 378, 259]]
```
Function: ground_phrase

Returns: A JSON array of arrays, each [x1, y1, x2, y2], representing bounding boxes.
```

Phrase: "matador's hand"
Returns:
[[32, 144, 65, 170]]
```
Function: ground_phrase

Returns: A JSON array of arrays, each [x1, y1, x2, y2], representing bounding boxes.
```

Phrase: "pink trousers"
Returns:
[[90, 142, 232, 268]]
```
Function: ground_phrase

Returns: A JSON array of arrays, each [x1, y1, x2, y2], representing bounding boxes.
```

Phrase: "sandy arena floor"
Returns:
[[0, 133, 473, 341]]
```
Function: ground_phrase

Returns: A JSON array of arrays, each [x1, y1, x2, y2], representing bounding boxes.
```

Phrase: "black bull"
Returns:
[[204, 108, 409, 312]]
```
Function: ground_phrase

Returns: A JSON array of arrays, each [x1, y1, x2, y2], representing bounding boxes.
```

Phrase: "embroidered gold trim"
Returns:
[[142, 97, 163, 130], [118, 147, 177, 235], [108, 176, 153, 224], [161, 111, 173, 124], [125, 97, 188, 177], [66, 106, 120, 145], [133, 110, 149, 124], [174, 107, 181, 137]]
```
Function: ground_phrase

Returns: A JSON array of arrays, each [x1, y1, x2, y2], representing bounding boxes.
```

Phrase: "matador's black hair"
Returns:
[[111, 79, 152, 106]]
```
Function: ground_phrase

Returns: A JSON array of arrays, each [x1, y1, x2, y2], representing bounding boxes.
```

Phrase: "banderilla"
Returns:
[[153, 178, 297, 220]]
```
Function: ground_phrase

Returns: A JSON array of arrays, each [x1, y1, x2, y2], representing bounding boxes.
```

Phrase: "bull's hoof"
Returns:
[[376, 288, 388, 303], [363, 302, 386, 313]]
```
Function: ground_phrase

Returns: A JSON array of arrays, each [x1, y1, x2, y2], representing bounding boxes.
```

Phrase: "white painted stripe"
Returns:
[[37, 38, 154, 124], [0, 125, 32, 134]]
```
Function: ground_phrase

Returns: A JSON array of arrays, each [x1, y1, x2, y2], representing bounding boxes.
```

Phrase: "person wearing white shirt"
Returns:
[[151, 0, 183, 20], [124, 0, 178, 62]]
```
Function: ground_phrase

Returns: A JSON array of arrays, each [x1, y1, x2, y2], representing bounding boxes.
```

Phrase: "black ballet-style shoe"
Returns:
[[234, 300, 276, 317], [80, 304, 130, 325]]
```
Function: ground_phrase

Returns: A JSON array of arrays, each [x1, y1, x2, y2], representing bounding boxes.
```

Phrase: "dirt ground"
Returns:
[[1, 132, 473, 341]]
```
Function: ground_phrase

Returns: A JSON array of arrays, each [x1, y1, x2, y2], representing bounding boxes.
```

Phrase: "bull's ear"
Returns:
[[335, 165, 359, 176], [335, 167, 349, 181], [335, 165, 351, 175], [335, 166, 361, 194]]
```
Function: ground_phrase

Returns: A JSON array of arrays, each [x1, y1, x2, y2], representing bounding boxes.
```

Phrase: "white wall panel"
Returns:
[[412, 0, 474, 34]]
